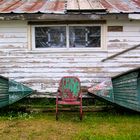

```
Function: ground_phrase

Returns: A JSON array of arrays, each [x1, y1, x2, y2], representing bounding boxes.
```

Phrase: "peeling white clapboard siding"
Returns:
[[14, 77, 109, 84], [108, 36, 140, 42], [0, 21, 27, 50], [0, 43, 27, 48], [0, 33, 27, 38], [0, 62, 101, 68], [2, 72, 111, 79], [0, 28, 27, 33], [107, 20, 140, 56], [108, 32, 140, 37], [0, 20, 139, 97], [7, 51, 107, 57], [0, 38, 27, 43], [0, 67, 105, 73], [0, 57, 103, 63], [14, 77, 111, 93]]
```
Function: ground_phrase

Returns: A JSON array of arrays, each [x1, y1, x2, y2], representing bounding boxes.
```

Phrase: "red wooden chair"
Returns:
[[56, 76, 83, 120]]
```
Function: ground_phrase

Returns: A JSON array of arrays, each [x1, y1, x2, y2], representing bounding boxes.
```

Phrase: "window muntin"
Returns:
[[34, 25, 102, 49]]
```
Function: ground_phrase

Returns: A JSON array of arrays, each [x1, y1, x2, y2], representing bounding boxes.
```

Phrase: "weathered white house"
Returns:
[[0, 0, 140, 97]]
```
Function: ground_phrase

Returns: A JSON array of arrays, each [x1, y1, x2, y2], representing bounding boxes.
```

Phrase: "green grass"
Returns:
[[0, 106, 140, 140], [0, 98, 139, 140]]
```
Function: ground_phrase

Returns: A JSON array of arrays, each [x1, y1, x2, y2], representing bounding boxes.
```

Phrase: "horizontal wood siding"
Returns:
[[106, 20, 140, 87], [107, 20, 140, 55], [0, 20, 139, 97], [0, 51, 109, 93], [0, 21, 27, 49]]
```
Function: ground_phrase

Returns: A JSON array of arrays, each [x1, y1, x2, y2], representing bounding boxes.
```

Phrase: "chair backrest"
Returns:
[[59, 76, 81, 101]]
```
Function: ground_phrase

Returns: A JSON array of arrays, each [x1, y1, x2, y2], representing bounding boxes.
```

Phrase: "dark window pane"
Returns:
[[69, 27, 85, 48], [69, 26, 101, 48], [35, 26, 66, 48]]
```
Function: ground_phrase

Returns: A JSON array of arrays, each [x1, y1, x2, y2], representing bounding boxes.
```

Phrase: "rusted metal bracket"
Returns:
[[101, 44, 140, 62]]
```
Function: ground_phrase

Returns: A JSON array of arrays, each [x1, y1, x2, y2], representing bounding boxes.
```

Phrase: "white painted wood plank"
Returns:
[[0, 62, 100, 68], [0, 61, 139, 68], [1, 72, 110, 78], [0, 57, 102, 63], [123, 26, 140, 32], [0, 54, 106, 59], [108, 36, 140, 42], [0, 21, 27, 27], [8, 51, 108, 57], [108, 42, 140, 46], [108, 32, 140, 37], [0, 43, 27, 48], [0, 67, 105, 74], [107, 20, 140, 26], [0, 38, 27, 43], [129, 14, 140, 20], [14, 77, 110, 83], [107, 51, 140, 56], [0, 33, 27, 38], [0, 28, 27, 33]]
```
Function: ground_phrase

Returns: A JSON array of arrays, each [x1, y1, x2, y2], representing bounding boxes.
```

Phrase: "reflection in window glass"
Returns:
[[34, 26, 101, 48], [69, 26, 101, 48], [35, 26, 66, 48]]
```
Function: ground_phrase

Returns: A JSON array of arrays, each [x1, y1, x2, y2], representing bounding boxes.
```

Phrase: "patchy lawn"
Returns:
[[0, 108, 140, 140]]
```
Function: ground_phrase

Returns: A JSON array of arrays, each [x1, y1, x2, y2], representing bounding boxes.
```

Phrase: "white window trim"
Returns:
[[31, 24, 107, 52]]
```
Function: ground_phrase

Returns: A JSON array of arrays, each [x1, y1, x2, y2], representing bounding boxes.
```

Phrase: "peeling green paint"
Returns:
[[61, 77, 80, 99], [0, 76, 33, 108], [9, 80, 33, 104]]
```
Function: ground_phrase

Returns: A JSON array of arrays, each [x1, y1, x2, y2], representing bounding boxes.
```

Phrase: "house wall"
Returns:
[[106, 20, 140, 79], [107, 20, 140, 55], [0, 19, 140, 97]]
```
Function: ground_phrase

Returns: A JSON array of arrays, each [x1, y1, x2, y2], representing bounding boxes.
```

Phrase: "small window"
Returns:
[[33, 25, 103, 49], [69, 26, 101, 48], [35, 26, 66, 48]]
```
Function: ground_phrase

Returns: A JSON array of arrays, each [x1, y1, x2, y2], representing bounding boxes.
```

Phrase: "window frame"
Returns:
[[31, 24, 106, 52]]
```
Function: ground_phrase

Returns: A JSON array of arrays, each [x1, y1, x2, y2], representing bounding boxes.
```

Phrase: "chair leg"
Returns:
[[79, 95, 83, 121], [56, 102, 58, 121], [56, 112, 58, 121], [80, 104, 82, 121]]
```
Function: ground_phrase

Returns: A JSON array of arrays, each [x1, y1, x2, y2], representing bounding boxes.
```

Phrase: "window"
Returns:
[[32, 25, 103, 50], [35, 26, 66, 48], [69, 26, 101, 48]]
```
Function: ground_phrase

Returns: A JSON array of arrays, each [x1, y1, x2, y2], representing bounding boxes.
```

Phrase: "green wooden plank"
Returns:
[[114, 92, 138, 97], [113, 82, 137, 87], [0, 76, 9, 108], [138, 75, 140, 105], [114, 95, 138, 101]]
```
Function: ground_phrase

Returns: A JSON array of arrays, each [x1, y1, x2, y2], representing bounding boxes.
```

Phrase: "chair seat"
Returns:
[[58, 100, 81, 105]]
